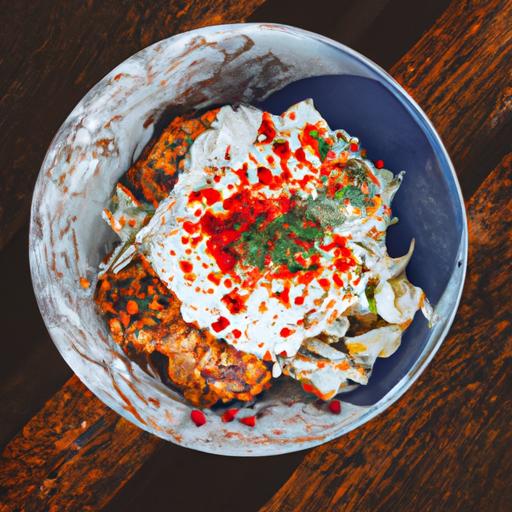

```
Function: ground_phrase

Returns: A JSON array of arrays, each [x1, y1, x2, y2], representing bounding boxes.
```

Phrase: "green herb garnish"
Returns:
[[335, 185, 366, 208], [235, 204, 323, 272], [309, 130, 331, 161], [365, 285, 377, 314]]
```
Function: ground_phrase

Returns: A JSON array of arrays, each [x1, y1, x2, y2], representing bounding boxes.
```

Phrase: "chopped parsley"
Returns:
[[335, 185, 366, 208], [235, 204, 323, 272], [309, 130, 331, 161]]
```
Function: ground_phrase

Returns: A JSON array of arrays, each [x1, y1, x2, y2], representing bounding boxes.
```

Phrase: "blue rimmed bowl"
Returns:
[[30, 23, 467, 456]]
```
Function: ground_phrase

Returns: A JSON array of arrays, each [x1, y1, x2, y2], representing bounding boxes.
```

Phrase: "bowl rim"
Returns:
[[30, 22, 468, 456]]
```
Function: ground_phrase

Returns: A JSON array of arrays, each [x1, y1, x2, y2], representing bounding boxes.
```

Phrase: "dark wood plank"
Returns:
[[0, 376, 160, 511], [251, 0, 451, 69], [389, 0, 512, 198], [0, 227, 72, 448], [260, 153, 512, 512], [0, 0, 266, 251]]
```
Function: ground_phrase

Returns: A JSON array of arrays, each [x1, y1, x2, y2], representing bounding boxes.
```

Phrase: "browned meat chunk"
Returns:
[[95, 254, 272, 407]]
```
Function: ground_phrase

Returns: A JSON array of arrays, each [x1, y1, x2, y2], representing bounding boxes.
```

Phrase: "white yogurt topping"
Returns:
[[135, 100, 414, 361]]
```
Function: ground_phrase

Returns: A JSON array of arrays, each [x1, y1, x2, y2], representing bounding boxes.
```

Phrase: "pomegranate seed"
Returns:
[[375, 159, 384, 169], [328, 400, 342, 414], [350, 143, 359, 152], [222, 409, 239, 423], [191, 409, 206, 427], [239, 415, 257, 427]]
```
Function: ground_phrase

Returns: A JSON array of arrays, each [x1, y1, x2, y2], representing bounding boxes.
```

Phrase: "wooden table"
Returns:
[[1, 1, 510, 510]]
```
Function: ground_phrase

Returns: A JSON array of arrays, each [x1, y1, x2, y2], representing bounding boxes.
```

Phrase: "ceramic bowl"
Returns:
[[30, 23, 467, 456]]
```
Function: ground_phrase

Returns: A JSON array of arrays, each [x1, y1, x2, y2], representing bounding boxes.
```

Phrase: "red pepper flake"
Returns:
[[79, 277, 90, 289], [222, 288, 247, 314], [257, 166, 274, 185], [278, 286, 290, 306], [189, 188, 222, 206], [239, 415, 256, 427], [222, 408, 239, 423], [332, 273, 344, 288], [181, 236, 189, 245], [232, 329, 242, 339], [263, 350, 273, 362], [328, 400, 342, 414], [350, 143, 359, 152], [375, 159, 384, 169], [294, 296, 305, 306], [194, 209, 202, 217], [191, 409, 206, 427], [302, 383, 316, 394], [183, 221, 197, 234], [224, 278, 233, 288], [279, 350, 288, 357], [126, 300, 139, 315], [280, 327, 294, 337], [207, 272, 221, 285], [318, 278, 330, 290], [212, 316, 230, 333], [179, 260, 193, 273], [258, 112, 276, 143]]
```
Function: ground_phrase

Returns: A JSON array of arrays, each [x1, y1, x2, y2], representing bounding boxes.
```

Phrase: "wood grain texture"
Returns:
[[0, 376, 160, 511], [389, 0, 512, 198], [260, 153, 512, 512], [0, 0, 265, 251]]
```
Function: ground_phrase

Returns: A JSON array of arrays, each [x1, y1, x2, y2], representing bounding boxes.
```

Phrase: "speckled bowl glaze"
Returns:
[[30, 23, 467, 456]]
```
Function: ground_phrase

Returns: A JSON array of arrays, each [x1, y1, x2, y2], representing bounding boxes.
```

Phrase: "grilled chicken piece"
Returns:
[[95, 254, 272, 407], [119, 108, 220, 208]]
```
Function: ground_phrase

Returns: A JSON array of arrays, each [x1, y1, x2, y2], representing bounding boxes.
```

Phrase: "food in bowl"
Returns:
[[95, 99, 433, 411]]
